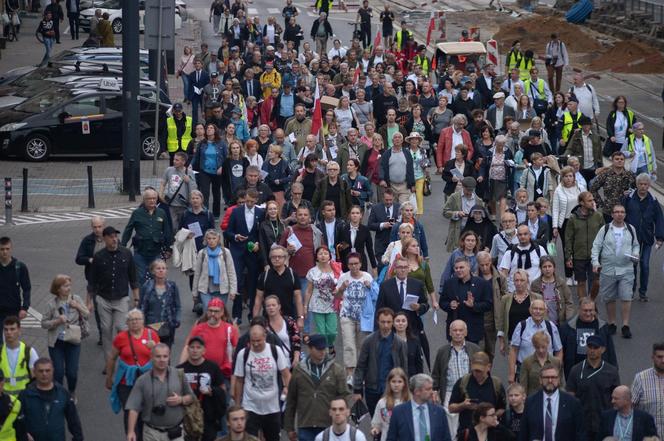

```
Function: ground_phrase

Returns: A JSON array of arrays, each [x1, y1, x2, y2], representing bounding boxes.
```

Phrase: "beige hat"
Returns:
[[493, 91, 505, 99], [405, 132, 423, 143]]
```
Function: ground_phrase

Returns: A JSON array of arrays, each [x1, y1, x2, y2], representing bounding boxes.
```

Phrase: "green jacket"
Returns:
[[565, 130, 602, 168], [337, 141, 368, 170], [121, 205, 173, 257], [284, 357, 350, 431], [442, 192, 485, 253], [312, 179, 353, 218], [563, 205, 605, 261]]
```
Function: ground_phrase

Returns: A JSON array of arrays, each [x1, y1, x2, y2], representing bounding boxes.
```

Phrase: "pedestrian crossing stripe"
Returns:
[[0, 207, 137, 227], [21, 307, 43, 329], [248, 7, 258, 14], [267, 7, 280, 14]]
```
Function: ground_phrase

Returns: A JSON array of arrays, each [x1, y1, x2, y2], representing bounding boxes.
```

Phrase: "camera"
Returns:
[[152, 405, 166, 416]]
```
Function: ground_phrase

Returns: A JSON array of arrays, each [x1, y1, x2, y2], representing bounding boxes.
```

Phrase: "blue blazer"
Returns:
[[223, 204, 265, 253], [188, 70, 210, 99], [386, 401, 451, 441], [520, 390, 586, 441]]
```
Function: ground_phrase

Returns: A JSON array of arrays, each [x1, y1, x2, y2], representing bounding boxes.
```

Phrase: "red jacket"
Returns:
[[220, 204, 237, 231], [436, 126, 474, 166]]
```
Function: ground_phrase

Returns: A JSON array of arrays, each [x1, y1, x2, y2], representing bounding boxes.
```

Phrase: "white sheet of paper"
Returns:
[[402, 294, 420, 311], [433, 311, 439, 325], [287, 233, 303, 253], [451, 168, 464, 179], [260, 169, 269, 180], [288, 133, 297, 143], [194, 86, 202, 95], [187, 222, 203, 238], [329, 145, 338, 159]]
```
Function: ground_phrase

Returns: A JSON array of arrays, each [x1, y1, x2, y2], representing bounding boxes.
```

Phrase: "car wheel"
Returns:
[[24, 134, 51, 161], [112, 18, 123, 33], [140, 133, 159, 159]]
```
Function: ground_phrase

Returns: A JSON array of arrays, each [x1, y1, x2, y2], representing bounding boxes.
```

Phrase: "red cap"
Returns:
[[208, 298, 225, 309]]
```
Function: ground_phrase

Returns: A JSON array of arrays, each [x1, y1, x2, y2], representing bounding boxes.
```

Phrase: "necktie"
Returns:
[[385, 206, 391, 219], [399, 281, 405, 303], [248, 81, 252, 97], [197, 71, 200, 83], [545, 397, 553, 441], [418, 405, 428, 441]]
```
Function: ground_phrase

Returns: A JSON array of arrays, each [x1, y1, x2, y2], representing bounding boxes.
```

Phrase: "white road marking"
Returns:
[[0, 207, 137, 227], [248, 7, 258, 14], [267, 7, 280, 13]]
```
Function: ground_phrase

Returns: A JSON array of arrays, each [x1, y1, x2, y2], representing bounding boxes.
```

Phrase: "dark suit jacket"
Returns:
[[367, 202, 400, 260], [65, 0, 80, 14], [223, 204, 265, 254], [520, 390, 586, 441], [442, 159, 476, 196], [316, 218, 346, 256], [337, 224, 377, 271], [476, 74, 495, 109], [486, 104, 517, 130], [597, 409, 657, 441], [375, 277, 429, 331], [386, 401, 452, 441], [188, 70, 210, 101], [520, 218, 551, 248], [241, 78, 261, 99]]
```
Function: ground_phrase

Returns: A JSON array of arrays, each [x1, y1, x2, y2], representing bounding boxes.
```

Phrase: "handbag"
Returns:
[[11, 14, 20, 26], [423, 175, 432, 196], [63, 323, 82, 344], [156, 322, 171, 339], [164, 175, 187, 205], [1, 13, 9, 25]]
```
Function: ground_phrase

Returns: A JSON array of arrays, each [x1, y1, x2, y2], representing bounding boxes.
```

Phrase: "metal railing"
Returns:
[[596, 0, 664, 24]]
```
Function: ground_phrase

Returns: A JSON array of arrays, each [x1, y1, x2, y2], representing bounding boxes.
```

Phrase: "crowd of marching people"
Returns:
[[1, 0, 664, 439]]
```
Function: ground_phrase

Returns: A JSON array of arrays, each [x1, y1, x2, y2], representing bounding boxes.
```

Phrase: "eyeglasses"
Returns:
[[270, 255, 287, 259], [207, 309, 222, 314]]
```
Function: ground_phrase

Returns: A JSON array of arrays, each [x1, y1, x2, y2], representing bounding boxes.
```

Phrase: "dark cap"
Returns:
[[172, 102, 184, 111], [530, 130, 541, 137], [189, 335, 206, 346], [586, 334, 606, 347], [211, 72, 219, 78], [579, 115, 593, 126], [307, 334, 327, 350], [231, 106, 242, 114], [462, 176, 477, 189], [568, 96, 578, 104], [102, 226, 120, 236]]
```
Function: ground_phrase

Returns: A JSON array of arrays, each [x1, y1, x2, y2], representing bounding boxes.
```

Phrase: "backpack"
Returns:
[[507, 241, 543, 265], [322, 426, 357, 441], [242, 343, 284, 392], [177, 368, 205, 438], [597, 223, 635, 264], [458, 373, 502, 402], [518, 319, 554, 342]]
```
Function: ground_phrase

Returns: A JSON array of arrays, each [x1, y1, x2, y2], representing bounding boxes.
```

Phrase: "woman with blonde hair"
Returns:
[[497, 269, 543, 355], [41, 274, 89, 395], [371, 368, 411, 441], [140, 259, 182, 347], [519, 330, 565, 396], [402, 237, 437, 310], [381, 222, 414, 267], [192, 229, 237, 310], [176, 45, 195, 104], [258, 200, 286, 271], [551, 165, 581, 283]]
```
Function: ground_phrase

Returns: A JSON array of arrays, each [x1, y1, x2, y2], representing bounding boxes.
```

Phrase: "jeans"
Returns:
[[246, 411, 281, 441], [199, 291, 227, 311], [96, 296, 129, 360], [48, 340, 81, 393], [40, 37, 54, 66], [68, 12, 79, 39], [134, 253, 159, 284], [198, 172, 223, 217], [636, 242, 652, 296], [365, 389, 382, 417], [181, 74, 191, 102], [298, 427, 324, 441]]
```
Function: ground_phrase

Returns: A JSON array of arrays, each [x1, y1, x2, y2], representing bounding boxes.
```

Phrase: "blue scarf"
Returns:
[[207, 246, 222, 285]]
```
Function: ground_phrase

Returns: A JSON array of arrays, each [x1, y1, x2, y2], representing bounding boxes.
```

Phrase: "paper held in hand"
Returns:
[[402, 294, 420, 311]]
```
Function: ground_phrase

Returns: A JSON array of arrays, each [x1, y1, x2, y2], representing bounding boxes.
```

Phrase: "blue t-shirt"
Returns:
[[280, 93, 295, 117], [203, 142, 218, 174]]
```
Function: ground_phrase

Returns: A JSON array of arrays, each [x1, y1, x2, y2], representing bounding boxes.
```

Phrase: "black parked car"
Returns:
[[0, 81, 169, 161]]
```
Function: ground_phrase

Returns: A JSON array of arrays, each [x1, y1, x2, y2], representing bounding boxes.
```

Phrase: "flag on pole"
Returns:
[[353, 66, 361, 85], [310, 79, 323, 137], [426, 12, 435, 46], [372, 30, 382, 53]]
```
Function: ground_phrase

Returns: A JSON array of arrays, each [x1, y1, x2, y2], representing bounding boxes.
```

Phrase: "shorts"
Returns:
[[599, 272, 634, 302], [572, 259, 593, 282]]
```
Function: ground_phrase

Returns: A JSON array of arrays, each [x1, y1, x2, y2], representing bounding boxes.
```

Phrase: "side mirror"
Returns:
[[58, 112, 70, 123]]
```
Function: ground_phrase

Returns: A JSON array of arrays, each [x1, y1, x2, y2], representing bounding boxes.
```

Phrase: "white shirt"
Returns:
[[233, 345, 290, 415], [325, 220, 337, 259], [327, 47, 347, 60], [314, 426, 367, 441], [411, 401, 430, 441], [350, 225, 359, 250], [542, 389, 560, 439], [528, 218, 539, 239], [451, 129, 464, 159], [581, 132, 595, 169], [499, 243, 547, 292], [614, 112, 628, 144], [245, 206, 255, 231], [495, 106, 504, 130]]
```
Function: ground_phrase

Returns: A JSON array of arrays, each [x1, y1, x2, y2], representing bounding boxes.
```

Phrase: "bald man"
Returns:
[[75, 216, 106, 345], [598, 385, 657, 441], [431, 320, 481, 439]]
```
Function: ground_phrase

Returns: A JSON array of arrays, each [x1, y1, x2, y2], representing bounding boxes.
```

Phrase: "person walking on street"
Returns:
[[40, 274, 88, 397], [97, 12, 114, 47], [121, 187, 173, 283], [19, 358, 83, 441], [316, 397, 368, 441], [598, 385, 658, 441], [623, 122, 657, 179], [139, 260, 182, 348], [44, 0, 63, 43], [160, 151, 198, 231], [177, 336, 227, 441], [356, 0, 372, 49], [310, 12, 333, 57], [591, 204, 640, 339], [90, 226, 140, 361], [65, 0, 79, 40], [284, 334, 350, 441], [544, 33, 568, 93], [218, 406, 259, 441], [75, 216, 105, 345], [0, 237, 31, 324], [166, 103, 193, 166], [125, 344, 195, 441], [623, 173, 664, 302], [0, 316, 39, 398], [631, 342, 664, 438], [564, 116, 602, 183], [0, 368, 24, 440], [35, 11, 56, 66]]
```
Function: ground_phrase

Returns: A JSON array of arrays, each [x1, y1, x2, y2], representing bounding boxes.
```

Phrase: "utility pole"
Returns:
[[122, 0, 140, 196]]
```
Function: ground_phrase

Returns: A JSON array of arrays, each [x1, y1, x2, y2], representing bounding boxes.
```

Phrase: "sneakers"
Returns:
[[639, 294, 649, 302], [608, 323, 617, 335], [622, 325, 632, 339]]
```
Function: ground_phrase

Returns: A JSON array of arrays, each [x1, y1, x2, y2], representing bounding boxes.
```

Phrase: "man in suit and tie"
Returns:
[[368, 189, 400, 271], [241, 68, 261, 100], [598, 385, 658, 441], [224, 189, 265, 323], [520, 364, 586, 441], [386, 373, 452, 441], [522, 201, 551, 247], [315, 201, 346, 262], [188, 58, 210, 127]]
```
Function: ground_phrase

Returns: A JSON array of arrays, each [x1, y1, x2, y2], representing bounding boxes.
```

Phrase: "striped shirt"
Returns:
[[632, 368, 664, 437]]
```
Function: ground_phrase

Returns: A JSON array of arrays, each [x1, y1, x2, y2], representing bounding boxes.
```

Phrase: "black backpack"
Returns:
[[322, 426, 357, 441], [597, 223, 635, 264], [241, 343, 284, 392]]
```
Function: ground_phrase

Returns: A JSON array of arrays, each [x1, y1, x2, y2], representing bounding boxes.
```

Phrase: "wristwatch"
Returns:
[[298, 315, 305, 319]]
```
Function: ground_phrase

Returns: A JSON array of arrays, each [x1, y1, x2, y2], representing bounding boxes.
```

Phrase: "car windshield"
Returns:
[[14, 88, 72, 113], [10, 67, 59, 89], [49, 50, 76, 63], [97, 0, 121, 8]]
